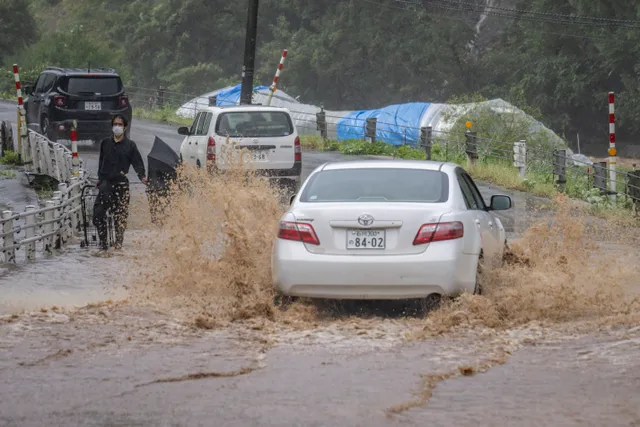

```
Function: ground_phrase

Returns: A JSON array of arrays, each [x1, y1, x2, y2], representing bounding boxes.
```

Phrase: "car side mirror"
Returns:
[[289, 194, 296, 205], [177, 126, 190, 136], [24, 85, 33, 96], [489, 195, 512, 211]]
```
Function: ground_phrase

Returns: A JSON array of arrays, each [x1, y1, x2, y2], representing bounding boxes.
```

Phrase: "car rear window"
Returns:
[[299, 168, 449, 203], [63, 76, 122, 95], [215, 111, 294, 138]]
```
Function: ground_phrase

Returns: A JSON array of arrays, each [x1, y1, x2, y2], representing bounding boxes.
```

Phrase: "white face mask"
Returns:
[[113, 125, 124, 137]]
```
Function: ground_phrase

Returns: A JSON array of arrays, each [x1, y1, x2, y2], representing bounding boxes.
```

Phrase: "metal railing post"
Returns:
[[58, 183, 69, 245], [593, 161, 607, 194], [69, 177, 79, 235], [365, 118, 377, 144], [44, 200, 55, 254], [316, 107, 327, 142], [2, 211, 16, 263], [421, 126, 432, 160], [52, 192, 62, 249], [24, 205, 36, 261], [513, 140, 526, 178], [554, 149, 567, 190], [465, 131, 478, 167]]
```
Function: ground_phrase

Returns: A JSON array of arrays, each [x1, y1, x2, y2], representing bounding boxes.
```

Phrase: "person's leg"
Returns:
[[92, 192, 110, 250], [112, 184, 131, 248]]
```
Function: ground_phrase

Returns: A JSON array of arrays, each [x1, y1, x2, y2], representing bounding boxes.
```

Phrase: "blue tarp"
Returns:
[[215, 84, 270, 106], [336, 102, 431, 146]]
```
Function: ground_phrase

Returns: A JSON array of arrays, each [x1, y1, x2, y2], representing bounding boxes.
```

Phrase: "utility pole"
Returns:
[[240, 0, 259, 105]]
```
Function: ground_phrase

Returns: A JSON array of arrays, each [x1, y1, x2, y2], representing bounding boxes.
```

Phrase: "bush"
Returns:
[[0, 150, 20, 165]]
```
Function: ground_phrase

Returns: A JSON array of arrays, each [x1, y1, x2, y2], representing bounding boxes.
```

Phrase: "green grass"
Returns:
[[0, 150, 21, 165], [132, 106, 192, 127], [0, 169, 16, 179], [299, 136, 638, 219]]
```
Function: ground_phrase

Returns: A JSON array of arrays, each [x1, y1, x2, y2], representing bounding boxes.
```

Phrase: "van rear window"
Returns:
[[63, 77, 122, 95], [215, 111, 294, 138]]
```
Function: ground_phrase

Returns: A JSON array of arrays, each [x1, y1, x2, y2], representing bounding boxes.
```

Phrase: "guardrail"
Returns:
[[1, 178, 86, 263], [23, 129, 85, 182], [1, 129, 91, 264]]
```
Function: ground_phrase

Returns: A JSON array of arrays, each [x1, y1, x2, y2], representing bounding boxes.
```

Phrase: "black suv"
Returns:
[[23, 67, 132, 143]]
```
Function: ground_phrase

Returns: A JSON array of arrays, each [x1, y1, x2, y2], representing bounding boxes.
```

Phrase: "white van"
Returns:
[[177, 105, 302, 192]]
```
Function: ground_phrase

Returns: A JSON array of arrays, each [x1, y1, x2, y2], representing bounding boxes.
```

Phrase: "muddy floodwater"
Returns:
[[1, 148, 640, 425]]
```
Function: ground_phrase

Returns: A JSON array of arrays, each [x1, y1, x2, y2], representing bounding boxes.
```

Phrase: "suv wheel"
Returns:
[[40, 116, 51, 140]]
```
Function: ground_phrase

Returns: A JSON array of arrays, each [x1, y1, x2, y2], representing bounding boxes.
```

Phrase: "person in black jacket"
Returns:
[[93, 115, 146, 250]]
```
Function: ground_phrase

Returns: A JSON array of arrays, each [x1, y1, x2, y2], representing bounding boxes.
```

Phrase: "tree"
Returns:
[[0, 0, 38, 65]]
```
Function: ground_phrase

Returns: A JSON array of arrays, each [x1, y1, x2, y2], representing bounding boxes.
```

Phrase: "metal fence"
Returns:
[[128, 85, 640, 209], [1, 128, 90, 264]]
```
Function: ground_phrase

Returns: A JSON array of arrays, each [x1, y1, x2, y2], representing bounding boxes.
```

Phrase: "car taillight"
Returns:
[[118, 95, 129, 107], [207, 136, 216, 161], [277, 221, 320, 245], [294, 136, 301, 162], [53, 95, 66, 107], [413, 221, 464, 245]]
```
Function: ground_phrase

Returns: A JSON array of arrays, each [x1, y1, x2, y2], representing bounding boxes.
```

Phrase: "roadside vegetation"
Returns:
[[127, 94, 638, 221], [0, 150, 21, 166]]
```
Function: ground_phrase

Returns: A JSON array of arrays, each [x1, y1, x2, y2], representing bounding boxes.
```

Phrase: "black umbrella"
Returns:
[[146, 136, 180, 224], [147, 135, 180, 190]]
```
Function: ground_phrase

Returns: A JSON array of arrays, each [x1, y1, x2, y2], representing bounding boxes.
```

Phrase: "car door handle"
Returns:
[[474, 219, 481, 225], [488, 221, 493, 227]]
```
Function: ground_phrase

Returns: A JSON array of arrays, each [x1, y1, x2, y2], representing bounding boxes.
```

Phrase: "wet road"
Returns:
[[0, 307, 638, 427]]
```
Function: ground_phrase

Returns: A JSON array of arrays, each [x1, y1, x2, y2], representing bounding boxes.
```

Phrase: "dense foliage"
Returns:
[[2, 0, 640, 154]]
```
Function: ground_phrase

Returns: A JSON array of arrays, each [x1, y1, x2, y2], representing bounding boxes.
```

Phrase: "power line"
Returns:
[[422, 0, 640, 25], [415, 0, 640, 29]]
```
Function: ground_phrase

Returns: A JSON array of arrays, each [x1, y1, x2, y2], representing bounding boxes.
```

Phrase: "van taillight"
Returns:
[[118, 96, 129, 107], [294, 136, 301, 162], [53, 95, 66, 107], [207, 137, 216, 161]]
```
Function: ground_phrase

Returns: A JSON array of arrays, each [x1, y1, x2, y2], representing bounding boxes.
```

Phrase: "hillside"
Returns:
[[2, 0, 639, 156]]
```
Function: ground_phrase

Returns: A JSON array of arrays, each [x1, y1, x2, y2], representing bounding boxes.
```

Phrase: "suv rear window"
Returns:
[[63, 76, 122, 95], [300, 168, 449, 203], [215, 111, 294, 138]]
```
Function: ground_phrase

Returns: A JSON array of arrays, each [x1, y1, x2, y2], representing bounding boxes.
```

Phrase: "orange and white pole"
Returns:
[[70, 120, 80, 176], [608, 92, 617, 202], [12, 64, 25, 162], [266, 49, 287, 106]]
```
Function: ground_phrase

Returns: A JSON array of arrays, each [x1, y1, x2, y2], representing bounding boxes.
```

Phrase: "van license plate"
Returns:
[[84, 102, 101, 111], [252, 150, 268, 162], [346, 229, 385, 249]]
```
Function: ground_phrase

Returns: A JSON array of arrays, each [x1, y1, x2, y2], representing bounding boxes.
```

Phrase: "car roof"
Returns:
[[44, 67, 119, 76], [198, 104, 290, 114], [319, 159, 460, 173]]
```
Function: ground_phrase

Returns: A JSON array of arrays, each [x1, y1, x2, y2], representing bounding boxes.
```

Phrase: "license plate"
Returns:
[[84, 102, 101, 111], [252, 150, 268, 161], [346, 229, 386, 249]]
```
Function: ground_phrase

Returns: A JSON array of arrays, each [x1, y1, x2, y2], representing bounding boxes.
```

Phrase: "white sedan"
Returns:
[[271, 159, 512, 305]]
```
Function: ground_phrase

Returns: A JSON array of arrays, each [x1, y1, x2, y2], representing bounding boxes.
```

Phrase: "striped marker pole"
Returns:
[[608, 92, 617, 202], [70, 120, 80, 176], [266, 49, 288, 106], [13, 64, 25, 163]]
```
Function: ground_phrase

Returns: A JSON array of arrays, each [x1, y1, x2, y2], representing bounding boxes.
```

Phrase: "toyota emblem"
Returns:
[[357, 214, 374, 226]]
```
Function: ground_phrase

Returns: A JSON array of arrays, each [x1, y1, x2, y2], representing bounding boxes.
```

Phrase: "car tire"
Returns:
[[474, 252, 484, 295], [419, 293, 442, 315], [500, 239, 509, 267], [40, 116, 51, 140], [273, 292, 296, 310]]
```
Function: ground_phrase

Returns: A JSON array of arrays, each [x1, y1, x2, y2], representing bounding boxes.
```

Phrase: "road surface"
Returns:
[[1, 100, 639, 427]]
